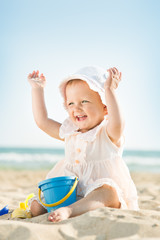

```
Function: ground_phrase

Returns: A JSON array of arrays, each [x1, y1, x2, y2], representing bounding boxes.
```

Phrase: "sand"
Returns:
[[0, 170, 160, 240]]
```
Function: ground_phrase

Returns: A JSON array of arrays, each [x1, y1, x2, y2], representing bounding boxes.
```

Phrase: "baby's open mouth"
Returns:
[[76, 115, 87, 121]]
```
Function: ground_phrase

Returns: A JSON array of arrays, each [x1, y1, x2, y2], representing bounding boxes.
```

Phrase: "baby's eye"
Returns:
[[68, 102, 74, 106], [82, 100, 89, 103]]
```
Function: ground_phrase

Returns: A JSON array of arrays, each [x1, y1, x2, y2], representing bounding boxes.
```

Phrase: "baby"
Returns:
[[28, 66, 139, 223]]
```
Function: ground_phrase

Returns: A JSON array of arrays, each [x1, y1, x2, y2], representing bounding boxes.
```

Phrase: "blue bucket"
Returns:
[[38, 176, 78, 212]]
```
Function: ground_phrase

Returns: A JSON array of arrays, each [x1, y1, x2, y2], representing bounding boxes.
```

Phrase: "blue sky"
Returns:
[[0, 0, 160, 150]]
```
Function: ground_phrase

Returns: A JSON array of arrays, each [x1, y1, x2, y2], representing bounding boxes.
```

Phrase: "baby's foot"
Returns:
[[48, 207, 72, 223]]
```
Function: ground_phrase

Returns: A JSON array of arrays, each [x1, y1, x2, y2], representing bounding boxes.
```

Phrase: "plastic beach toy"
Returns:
[[11, 193, 35, 219], [0, 205, 9, 216], [38, 176, 79, 212]]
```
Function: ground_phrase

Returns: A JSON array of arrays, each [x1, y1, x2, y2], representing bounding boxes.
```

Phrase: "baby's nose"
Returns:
[[74, 103, 82, 111]]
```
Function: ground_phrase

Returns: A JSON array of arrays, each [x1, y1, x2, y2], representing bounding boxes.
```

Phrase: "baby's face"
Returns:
[[66, 80, 107, 133]]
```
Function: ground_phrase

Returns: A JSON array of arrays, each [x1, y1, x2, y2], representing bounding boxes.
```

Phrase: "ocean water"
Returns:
[[0, 147, 160, 172]]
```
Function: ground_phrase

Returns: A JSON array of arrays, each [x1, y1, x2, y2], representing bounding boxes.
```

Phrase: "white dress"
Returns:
[[46, 117, 139, 210]]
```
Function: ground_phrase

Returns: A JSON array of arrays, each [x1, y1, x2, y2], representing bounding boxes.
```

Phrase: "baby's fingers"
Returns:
[[31, 70, 36, 78], [40, 73, 45, 79], [35, 70, 39, 78], [28, 73, 32, 79], [113, 67, 122, 80], [119, 72, 122, 80], [28, 70, 39, 79], [32, 70, 39, 78], [27, 72, 34, 79]]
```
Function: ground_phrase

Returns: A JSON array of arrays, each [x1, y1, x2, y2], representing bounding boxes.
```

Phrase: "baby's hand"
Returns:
[[28, 70, 46, 88], [104, 67, 122, 90]]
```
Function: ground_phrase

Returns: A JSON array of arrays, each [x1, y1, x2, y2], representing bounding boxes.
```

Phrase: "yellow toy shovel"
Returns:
[[11, 193, 35, 219]]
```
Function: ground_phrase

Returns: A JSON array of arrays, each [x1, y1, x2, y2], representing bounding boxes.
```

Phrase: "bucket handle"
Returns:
[[38, 177, 79, 208]]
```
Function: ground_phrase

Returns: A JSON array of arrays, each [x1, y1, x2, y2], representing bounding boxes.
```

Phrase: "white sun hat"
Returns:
[[59, 66, 108, 107]]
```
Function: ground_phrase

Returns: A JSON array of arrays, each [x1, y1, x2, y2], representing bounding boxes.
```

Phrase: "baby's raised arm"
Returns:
[[104, 67, 125, 147], [28, 70, 63, 141]]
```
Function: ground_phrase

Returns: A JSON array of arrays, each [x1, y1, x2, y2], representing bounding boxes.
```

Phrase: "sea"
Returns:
[[0, 147, 160, 173]]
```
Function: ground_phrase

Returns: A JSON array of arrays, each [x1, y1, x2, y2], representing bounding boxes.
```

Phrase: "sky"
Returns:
[[0, 0, 160, 150]]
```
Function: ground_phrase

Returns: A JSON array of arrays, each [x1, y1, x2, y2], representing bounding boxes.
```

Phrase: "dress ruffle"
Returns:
[[59, 116, 108, 142]]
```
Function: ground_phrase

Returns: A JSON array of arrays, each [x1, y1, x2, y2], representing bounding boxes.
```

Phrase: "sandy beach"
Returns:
[[0, 170, 160, 240]]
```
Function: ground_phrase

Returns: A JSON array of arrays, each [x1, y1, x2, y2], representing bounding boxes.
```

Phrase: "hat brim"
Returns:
[[59, 74, 106, 108]]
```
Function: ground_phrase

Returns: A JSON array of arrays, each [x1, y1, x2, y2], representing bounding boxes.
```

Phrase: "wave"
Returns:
[[124, 156, 160, 166], [0, 149, 64, 170], [0, 148, 160, 172], [0, 152, 64, 163]]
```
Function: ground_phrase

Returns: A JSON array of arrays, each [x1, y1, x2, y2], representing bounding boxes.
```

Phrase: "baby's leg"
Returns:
[[30, 200, 47, 217], [48, 184, 120, 222]]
